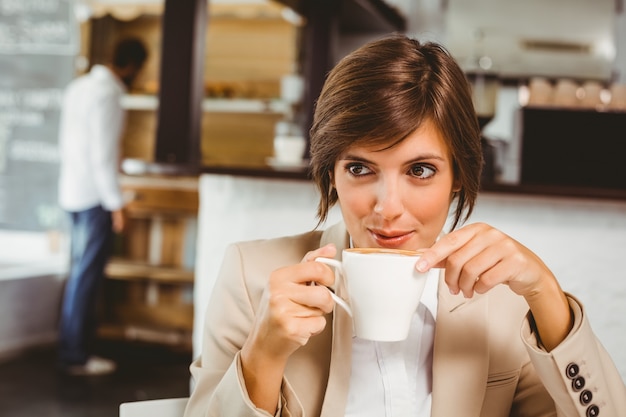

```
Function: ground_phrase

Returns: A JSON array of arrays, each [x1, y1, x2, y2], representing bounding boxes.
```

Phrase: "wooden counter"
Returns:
[[199, 164, 626, 202]]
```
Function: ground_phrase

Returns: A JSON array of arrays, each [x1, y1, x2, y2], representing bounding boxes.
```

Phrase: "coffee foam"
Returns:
[[345, 248, 422, 256]]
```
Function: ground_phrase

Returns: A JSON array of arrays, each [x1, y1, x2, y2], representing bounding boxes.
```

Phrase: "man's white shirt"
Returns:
[[58, 65, 126, 212]]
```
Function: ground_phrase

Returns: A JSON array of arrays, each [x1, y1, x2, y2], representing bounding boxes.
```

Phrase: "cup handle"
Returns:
[[313, 257, 353, 317]]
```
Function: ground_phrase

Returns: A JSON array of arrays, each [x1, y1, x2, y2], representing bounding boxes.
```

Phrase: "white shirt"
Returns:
[[345, 268, 439, 417], [58, 65, 126, 212]]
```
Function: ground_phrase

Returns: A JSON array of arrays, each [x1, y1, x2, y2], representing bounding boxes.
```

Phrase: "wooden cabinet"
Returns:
[[85, 1, 300, 168], [98, 176, 198, 352]]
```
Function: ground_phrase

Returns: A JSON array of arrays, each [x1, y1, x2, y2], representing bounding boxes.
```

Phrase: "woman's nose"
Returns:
[[373, 181, 404, 219]]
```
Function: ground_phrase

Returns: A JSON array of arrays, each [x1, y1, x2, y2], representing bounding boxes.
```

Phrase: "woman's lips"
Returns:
[[368, 229, 414, 248]]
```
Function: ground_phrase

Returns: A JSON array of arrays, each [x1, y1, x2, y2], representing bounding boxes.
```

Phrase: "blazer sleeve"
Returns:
[[183, 243, 304, 417], [521, 294, 626, 417]]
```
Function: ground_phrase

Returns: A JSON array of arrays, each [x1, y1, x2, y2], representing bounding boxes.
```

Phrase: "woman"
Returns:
[[184, 35, 625, 417]]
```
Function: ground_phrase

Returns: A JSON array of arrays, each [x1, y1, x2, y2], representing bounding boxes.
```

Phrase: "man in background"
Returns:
[[57, 38, 147, 376]]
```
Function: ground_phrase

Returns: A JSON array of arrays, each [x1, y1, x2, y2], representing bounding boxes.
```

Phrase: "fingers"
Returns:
[[415, 223, 520, 298], [287, 257, 337, 289], [302, 243, 336, 263], [246, 244, 340, 364], [415, 224, 482, 272], [288, 281, 336, 315], [287, 316, 328, 343], [268, 247, 339, 316], [299, 243, 338, 289], [452, 244, 503, 297]]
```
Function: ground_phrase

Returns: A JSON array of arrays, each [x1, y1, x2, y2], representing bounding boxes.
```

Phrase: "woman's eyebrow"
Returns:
[[340, 152, 446, 163], [405, 153, 446, 162], [339, 153, 371, 162]]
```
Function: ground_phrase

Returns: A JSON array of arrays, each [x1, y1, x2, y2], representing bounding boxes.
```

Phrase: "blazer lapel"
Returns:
[[431, 272, 489, 417], [319, 223, 353, 417]]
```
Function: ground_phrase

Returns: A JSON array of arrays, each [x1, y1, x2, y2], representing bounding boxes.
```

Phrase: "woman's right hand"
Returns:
[[240, 243, 337, 413]]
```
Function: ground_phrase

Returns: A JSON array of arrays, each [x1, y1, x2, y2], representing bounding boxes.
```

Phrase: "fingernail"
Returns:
[[416, 259, 428, 272]]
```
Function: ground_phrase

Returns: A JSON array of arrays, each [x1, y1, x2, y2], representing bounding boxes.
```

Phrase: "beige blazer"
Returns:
[[185, 222, 625, 417]]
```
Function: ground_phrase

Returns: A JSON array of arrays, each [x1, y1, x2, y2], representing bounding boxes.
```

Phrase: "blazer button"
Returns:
[[586, 404, 599, 417], [566, 362, 580, 379], [572, 376, 585, 391], [580, 390, 593, 405]]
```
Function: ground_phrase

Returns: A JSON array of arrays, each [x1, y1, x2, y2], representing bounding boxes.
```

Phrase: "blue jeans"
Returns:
[[58, 205, 113, 366]]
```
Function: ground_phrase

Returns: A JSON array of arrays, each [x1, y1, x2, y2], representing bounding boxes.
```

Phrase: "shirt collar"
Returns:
[[420, 268, 439, 321]]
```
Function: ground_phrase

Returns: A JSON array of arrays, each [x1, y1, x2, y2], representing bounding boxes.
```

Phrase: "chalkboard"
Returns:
[[0, 0, 78, 231]]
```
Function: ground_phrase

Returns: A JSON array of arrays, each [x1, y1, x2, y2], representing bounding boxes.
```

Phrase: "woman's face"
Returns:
[[333, 119, 457, 250]]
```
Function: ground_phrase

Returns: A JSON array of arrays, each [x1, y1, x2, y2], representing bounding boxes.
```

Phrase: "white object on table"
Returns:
[[119, 397, 189, 417]]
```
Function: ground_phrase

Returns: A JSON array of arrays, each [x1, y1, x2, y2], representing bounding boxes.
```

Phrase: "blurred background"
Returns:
[[1, 0, 625, 415]]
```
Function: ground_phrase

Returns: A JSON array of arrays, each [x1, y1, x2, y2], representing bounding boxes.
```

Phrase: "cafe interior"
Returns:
[[1, 0, 625, 415]]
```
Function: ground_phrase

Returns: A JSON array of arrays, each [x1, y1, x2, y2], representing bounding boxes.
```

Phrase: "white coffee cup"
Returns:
[[274, 134, 306, 164], [316, 248, 428, 342]]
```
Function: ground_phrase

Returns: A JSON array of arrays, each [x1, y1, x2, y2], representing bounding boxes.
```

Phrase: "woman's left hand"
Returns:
[[416, 222, 572, 350], [415, 222, 554, 299]]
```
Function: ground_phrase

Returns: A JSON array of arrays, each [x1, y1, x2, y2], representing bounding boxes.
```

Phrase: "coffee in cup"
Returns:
[[316, 248, 428, 341]]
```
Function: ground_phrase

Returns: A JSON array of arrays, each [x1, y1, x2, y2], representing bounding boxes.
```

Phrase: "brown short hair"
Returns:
[[112, 37, 148, 69], [309, 34, 482, 230]]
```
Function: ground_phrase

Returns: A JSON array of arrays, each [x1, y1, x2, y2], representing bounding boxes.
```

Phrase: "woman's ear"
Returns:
[[452, 179, 462, 193]]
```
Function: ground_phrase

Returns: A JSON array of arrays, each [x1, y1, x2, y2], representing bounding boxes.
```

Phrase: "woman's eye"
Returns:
[[409, 164, 435, 179], [347, 163, 371, 176]]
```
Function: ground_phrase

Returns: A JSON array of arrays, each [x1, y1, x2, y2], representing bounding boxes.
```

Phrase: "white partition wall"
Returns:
[[195, 173, 626, 381]]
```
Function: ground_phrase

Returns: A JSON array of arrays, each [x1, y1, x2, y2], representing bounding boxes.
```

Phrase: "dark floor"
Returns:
[[0, 341, 192, 417]]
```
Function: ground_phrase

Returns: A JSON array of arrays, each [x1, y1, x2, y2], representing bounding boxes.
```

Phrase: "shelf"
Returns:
[[200, 164, 626, 202], [275, 0, 406, 33], [202, 98, 289, 114], [105, 303, 193, 330], [202, 163, 311, 180], [105, 259, 194, 283], [121, 94, 158, 110], [122, 94, 290, 114], [98, 323, 192, 351], [122, 182, 199, 215], [481, 182, 626, 201], [120, 174, 199, 190]]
